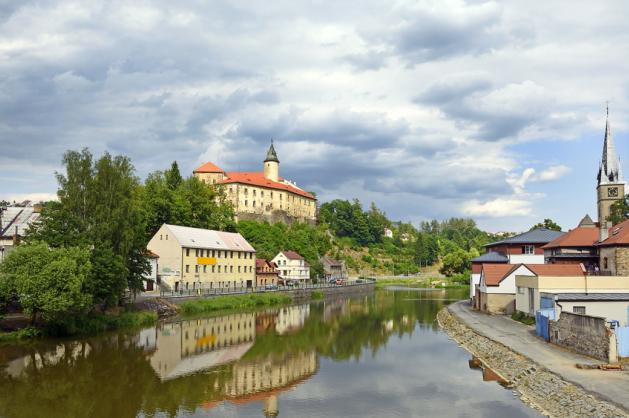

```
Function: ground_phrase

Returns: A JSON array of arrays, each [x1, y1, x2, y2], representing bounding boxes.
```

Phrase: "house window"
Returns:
[[160, 234, 162, 240], [203, 265, 207, 273], [245, 200, 248, 206], [195, 265, 199, 273], [185, 265, 189, 273], [166, 234, 168, 240], [253, 201, 256, 207], [238, 266, 241, 273], [186, 248, 190, 257], [218, 266, 221, 273], [573, 306, 586, 315], [212, 265, 215, 273], [604, 257, 609, 270], [522, 245, 535, 255], [195, 249, 199, 257], [517, 287, 524, 294]]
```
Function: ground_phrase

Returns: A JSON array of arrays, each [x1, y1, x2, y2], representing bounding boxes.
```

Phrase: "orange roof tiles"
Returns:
[[193, 161, 225, 173], [219, 172, 315, 199], [481, 263, 519, 286], [598, 218, 629, 247], [525, 264, 585, 276], [542, 226, 599, 249]]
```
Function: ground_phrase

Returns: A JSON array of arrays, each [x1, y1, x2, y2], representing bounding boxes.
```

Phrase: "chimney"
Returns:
[[12, 225, 20, 246], [599, 222, 609, 242]]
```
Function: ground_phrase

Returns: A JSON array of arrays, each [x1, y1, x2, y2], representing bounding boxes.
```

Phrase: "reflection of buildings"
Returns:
[[275, 305, 310, 335], [5, 341, 91, 378], [149, 313, 256, 380]]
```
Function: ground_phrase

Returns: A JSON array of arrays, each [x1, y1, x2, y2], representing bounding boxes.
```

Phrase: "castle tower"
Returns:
[[263, 141, 280, 182], [597, 105, 625, 232]]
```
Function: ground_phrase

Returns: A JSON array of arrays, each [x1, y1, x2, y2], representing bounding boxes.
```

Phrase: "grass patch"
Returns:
[[0, 327, 41, 343], [180, 293, 292, 315], [434, 284, 470, 289], [511, 311, 536, 326], [311, 290, 324, 300], [374, 279, 427, 289]]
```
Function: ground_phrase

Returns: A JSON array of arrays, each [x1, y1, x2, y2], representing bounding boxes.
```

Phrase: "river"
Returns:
[[0, 288, 540, 418]]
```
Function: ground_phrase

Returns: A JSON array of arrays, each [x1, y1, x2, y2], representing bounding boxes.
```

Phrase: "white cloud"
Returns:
[[462, 198, 532, 218], [1, 193, 58, 204]]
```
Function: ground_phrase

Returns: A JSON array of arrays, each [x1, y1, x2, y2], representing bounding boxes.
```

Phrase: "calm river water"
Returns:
[[0, 288, 540, 418]]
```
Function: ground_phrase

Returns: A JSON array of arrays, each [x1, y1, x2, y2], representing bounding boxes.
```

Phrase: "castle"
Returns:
[[194, 143, 317, 224]]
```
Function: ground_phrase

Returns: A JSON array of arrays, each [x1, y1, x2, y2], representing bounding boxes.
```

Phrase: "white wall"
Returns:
[[481, 266, 535, 294], [470, 273, 480, 298], [509, 254, 545, 264], [557, 301, 629, 326]]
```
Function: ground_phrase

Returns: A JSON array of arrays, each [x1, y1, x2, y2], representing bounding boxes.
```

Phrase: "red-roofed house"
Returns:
[[543, 215, 600, 270], [255, 259, 279, 287], [272, 251, 310, 284], [478, 264, 536, 313], [596, 218, 629, 275], [193, 143, 317, 224]]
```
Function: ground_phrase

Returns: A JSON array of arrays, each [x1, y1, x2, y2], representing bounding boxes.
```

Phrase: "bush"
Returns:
[[511, 311, 535, 326], [311, 291, 324, 300], [0, 327, 42, 343], [45, 311, 157, 336]]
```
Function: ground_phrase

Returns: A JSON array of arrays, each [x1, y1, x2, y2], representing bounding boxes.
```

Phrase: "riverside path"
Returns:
[[449, 301, 629, 411]]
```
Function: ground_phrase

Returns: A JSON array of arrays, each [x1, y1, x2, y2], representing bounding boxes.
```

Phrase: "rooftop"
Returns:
[[525, 264, 585, 277], [481, 264, 520, 286], [1, 206, 40, 238], [193, 161, 225, 174], [163, 224, 255, 252], [219, 172, 315, 200], [282, 250, 304, 260], [471, 252, 509, 263], [542, 226, 599, 249], [597, 218, 629, 247], [485, 228, 565, 247]]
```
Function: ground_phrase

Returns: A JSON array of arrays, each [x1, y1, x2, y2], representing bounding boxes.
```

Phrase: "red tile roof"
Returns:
[[525, 264, 585, 276], [193, 162, 225, 173], [542, 226, 599, 249], [481, 264, 520, 286], [282, 250, 304, 260], [597, 218, 629, 247], [219, 172, 315, 199]]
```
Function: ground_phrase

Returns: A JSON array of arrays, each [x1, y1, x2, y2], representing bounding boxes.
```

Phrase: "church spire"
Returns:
[[598, 104, 623, 185]]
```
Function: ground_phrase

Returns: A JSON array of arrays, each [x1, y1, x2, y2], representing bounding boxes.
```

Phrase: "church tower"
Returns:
[[597, 105, 625, 229], [263, 141, 280, 182]]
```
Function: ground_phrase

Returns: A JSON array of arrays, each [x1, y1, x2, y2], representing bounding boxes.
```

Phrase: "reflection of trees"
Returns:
[[0, 289, 467, 418]]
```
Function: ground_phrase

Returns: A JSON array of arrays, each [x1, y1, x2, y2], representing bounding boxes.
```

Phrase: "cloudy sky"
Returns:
[[2, 0, 629, 232]]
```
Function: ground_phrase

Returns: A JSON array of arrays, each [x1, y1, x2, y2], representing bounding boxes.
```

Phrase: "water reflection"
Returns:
[[0, 289, 538, 418]]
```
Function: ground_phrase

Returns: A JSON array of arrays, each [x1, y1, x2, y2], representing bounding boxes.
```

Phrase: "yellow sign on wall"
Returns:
[[197, 257, 217, 265]]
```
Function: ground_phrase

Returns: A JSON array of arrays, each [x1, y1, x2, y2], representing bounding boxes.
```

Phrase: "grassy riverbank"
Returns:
[[180, 293, 293, 315], [0, 310, 158, 343]]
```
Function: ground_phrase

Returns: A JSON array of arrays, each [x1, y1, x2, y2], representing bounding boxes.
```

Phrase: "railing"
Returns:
[[159, 279, 375, 298]]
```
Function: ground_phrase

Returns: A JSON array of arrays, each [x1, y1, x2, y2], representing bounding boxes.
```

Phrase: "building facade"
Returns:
[[194, 143, 317, 224], [271, 251, 310, 283], [255, 259, 279, 287], [321, 256, 347, 281], [147, 224, 256, 292], [0, 205, 41, 262]]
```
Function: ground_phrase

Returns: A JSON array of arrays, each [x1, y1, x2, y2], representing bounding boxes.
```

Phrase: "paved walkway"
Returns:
[[449, 301, 629, 411]]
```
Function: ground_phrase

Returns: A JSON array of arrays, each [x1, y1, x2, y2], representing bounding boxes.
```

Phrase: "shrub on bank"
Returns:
[[511, 311, 535, 326], [311, 291, 324, 300], [180, 293, 292, 315], [0, 327, 41, 343], [45, 310, 158, 336]]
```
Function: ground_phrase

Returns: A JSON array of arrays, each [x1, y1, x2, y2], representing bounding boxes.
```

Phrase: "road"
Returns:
[[449, 301, 629, 411]]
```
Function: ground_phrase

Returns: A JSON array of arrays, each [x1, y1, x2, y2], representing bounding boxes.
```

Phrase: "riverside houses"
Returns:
[[147, 224, 256, 292], [470, 228, 564, 303], [272, 251, 310, 284]]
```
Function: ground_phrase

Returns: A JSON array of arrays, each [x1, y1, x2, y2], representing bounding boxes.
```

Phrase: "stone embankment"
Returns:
[[437, 308, 628, 418]]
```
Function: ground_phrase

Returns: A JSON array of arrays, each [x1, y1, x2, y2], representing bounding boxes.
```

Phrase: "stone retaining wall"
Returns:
[[549, 312, 611, 361], [437, 307, 628, 418]]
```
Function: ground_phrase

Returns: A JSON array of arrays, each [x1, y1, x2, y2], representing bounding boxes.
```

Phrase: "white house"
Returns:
[[143, 250, 159, 291], [272, 251, 310, 283], [384, 228, 393, 239], [477, 264, 536, 314]]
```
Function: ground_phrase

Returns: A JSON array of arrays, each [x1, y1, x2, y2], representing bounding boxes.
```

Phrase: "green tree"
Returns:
[[439, 248, 472, 277], [27, 149, 149, 305], [0, 243, 92, 324], [607, 197, 629, 226], [164, 161, 183, 190], [530, 218, 562, 231]]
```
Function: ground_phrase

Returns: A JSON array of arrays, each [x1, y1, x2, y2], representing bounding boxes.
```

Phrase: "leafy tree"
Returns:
[[164, 161, 183, 190], [530, 218, 562, 231], [27, 149, 149, 305], [607, 197, 629, 226], [439, 248, 472, 277], [0, 243, 92, 324]]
